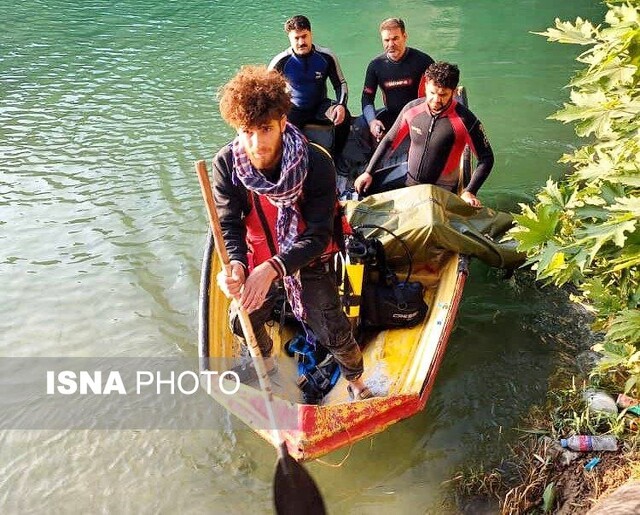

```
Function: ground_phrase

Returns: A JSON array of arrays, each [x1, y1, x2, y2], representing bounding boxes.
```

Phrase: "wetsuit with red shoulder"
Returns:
[[364, 96, 494, 194]]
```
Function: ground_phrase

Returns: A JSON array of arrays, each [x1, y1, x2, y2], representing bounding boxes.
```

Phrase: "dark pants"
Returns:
[[231, 261, 364, 381], [287, 100, 351, 159]]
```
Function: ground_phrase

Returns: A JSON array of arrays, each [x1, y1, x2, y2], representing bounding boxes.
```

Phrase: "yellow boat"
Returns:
[[198, 198, 469, 462], [195, 83, 518, 461]]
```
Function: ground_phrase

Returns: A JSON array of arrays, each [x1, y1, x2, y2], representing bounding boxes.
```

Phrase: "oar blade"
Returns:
[[274, 454, 326, 515]]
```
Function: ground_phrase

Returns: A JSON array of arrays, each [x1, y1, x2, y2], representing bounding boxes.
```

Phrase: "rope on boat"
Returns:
[[315, 443, 354, 468]]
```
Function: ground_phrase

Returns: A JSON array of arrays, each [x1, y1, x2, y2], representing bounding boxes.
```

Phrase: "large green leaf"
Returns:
[[551, 90, 608, 122], [570, 63, 636, 88], [575, 204, 611, 221], [573, 154, 615, 181], [551, 89, 622, 138], [610, 247, 640, 272], [606, 310, 640, 344], [539, 178, 567, 207], [609, 196, 640, 216], [533, 17, 597, 45], [511, 204, 562, 251], [536, 241, 565, 274], [575, 216, 637, 262], [609, 175, 640, 187], [606, 3, 640, 27], [600, 181, 631, 204]]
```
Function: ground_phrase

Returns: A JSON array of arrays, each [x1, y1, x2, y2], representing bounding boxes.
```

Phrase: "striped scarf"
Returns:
[[231, 122, 308, 320]]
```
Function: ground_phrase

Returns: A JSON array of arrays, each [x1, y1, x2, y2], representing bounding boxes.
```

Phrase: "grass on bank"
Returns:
[[451, 360, 640, 513]]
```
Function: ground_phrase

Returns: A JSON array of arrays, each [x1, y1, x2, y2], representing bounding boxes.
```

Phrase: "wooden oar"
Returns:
[[195, 160, 326, 515]]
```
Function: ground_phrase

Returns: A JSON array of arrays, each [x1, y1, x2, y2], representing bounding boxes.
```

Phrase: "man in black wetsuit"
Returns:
[[355, 61, 494, 208], [362, 18, 434, 142], [268, 15, 351, 157]]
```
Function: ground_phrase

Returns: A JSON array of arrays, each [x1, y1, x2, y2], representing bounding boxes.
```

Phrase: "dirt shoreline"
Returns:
[[452, 272, 640, 513]]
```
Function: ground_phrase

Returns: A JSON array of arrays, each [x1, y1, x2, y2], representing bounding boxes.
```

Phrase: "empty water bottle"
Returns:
[[560, 435, 618, 452], [617, 393, 639, 409]]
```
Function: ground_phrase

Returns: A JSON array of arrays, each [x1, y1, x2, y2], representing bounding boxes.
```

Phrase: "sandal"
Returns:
[[347, 384, 375, 401]]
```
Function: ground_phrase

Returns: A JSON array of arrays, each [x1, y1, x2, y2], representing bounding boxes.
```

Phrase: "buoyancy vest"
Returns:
[[244, 191, 342, 272]]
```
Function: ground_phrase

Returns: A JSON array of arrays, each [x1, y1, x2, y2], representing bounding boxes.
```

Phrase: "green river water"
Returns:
[[1, 0, 605, 513]]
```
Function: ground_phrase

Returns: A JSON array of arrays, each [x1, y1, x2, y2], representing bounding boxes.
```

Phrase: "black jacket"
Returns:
[[211, 143, 336, 275]]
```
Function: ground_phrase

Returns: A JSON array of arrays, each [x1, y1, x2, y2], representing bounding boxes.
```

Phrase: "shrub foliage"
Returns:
[[510, 1, 639, 393]]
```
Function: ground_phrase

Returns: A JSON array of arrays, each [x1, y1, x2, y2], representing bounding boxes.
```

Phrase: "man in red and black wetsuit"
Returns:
[[362, 18, 434, 142], [355, 61, 494, 207]]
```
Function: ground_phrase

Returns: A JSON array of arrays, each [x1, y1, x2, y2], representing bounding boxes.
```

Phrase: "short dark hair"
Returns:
[[425, 61, 460, 90], [379, 17, 405, 33], [218, 65, 291, 129], [284, 15, 311, 33]]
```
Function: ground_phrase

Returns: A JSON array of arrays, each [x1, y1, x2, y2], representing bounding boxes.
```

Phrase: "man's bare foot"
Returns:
[[347, 378, 374, 400]]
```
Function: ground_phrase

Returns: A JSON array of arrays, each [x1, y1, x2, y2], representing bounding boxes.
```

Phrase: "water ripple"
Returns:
[[0, 0, 607, 512]]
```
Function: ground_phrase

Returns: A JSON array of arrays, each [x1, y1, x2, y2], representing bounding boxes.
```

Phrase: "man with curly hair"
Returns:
[[355, 61, 494, 207], [212, 65, 372, 401]]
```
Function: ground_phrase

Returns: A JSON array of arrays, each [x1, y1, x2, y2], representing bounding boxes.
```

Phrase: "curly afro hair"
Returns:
[[218, 65, 291, 129], [424, 61, 460, 90]]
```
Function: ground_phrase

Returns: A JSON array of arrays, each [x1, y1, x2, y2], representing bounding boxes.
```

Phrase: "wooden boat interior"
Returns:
[[200, 237, 464, 407]]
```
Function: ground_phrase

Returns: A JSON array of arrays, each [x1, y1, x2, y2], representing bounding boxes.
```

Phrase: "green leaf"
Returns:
[[575, 204, 611, 221], [575, 217, 637, 261], [536, 242, 565, 276], [606, 4, 640, 28], [609, 175, 640, 187], [543, 482, 556, 513], [606, 309, 640, 344], [534, 17, 597, 45], [571, 63, 636, 88], [610, 243, 640, 271], [582, 277, 627, 314], [550, 89, 619, 138], [540, 178, 566, 207], [609, 196, 640, 216], [511, 204, 562, 252], [625, 376, 637, 395], [551, 90, 608, 122], [573, 155, 615, 181], [599, 182, 628, 204]]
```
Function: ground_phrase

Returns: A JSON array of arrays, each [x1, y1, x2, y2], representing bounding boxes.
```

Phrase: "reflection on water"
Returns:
[[0, 0, 605, 512]]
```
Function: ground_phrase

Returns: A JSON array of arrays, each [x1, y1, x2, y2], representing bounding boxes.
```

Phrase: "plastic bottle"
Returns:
[[617, 393, 639, 409], [560, 435, 618, 452]]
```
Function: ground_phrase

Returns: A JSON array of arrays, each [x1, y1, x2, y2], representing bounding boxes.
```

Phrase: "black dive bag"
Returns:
[[361, 278, 427, 328], [345, 230, 427, 329]]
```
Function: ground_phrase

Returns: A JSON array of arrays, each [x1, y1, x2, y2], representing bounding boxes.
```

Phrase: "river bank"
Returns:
[[452, 272, 640, 513], [461, 1, 640, 510]]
